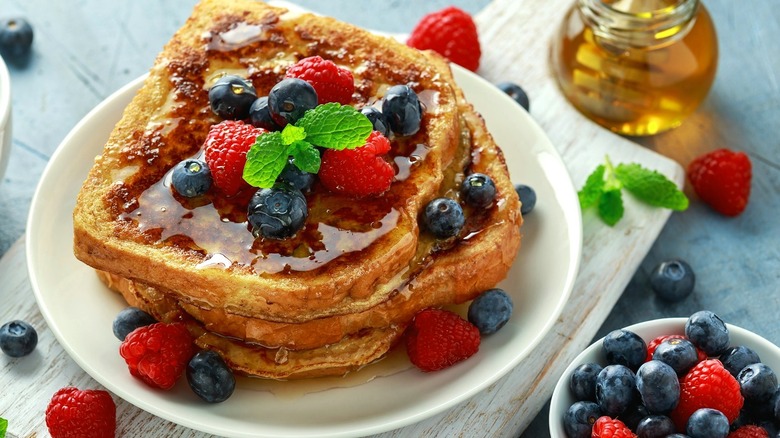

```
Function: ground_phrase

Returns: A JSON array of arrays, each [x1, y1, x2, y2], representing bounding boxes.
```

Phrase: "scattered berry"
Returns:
[[592, 416, 637, 438], [406, 308, 480, 372], [248, 96, 280, 131], [603, 329, 647, 371], [720, 345, 761, 378], [119, 322, 194, 390], [687, 148, 752, 216], [318, 131, 394, 197], [670, 359, 744, 430], [285, 55, 354, 105], [0, 320, 37, 357], [203, 120, 265, 196], [382, 85, 423, 136], [171, 159, 212, 198], [686, 407, 730, 438], [636, 360, 680, 414], [0, 17, 33, 58], [728, 425, 770, 438], [360, 106, 390, 137], [268, 78, 318, 127], [685, 310, 730, 356], [423, 197, 465, 239], [635, 415, 675, 438], [460, 173, 496, 209], [514, 183, 537, 215], [467, 288, 512, 335], [737, 363, 778, 403], [112, 307, 156, 341], [563, 401, 602, 438], [649, 259, 695, 302], [247, 183, 308, 240], [407, 6, 481, 72], [278, 157, 315, 192], [187, 350, 236, 403], [569, 362, 603, 402], [496, 82, 530, 112], [595, 364, 637, 416], [652, 337, 700, 376], [208, 75, 257, 120], [45, 387, 116, 438]]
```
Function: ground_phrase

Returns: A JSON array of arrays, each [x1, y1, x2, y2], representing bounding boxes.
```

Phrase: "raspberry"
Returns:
[[319, 131, 394, 197], [645, 334, 707, 363], [119, 322, 195, 390], [670, 359, 744, 430], [728, 425, 770, 438], [285, 55, 354, 105], [45, 387, 116, 438], [203, 120, 266, 196], [687, 148, 752, 216], [591, 416, 637, 438], [407, 6, 481, 72], [405, 308, 480, 372]]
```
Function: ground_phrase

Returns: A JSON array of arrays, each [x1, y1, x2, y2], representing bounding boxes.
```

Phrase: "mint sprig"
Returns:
[[243, 103, 373, 188], [578, 156, 688, 226], [1, 417, 7, 438]]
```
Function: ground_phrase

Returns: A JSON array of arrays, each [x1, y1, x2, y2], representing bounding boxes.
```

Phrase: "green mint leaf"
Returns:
[[243, 132, 291, 188], [598, 188, 624, 226], [296, 103, 373, 150], [0, 417, 7, 437], [289, 140, 321, 174], [578, 164, 606, 209], [614, 163, 689, 210], [281, 124, 307, 146]]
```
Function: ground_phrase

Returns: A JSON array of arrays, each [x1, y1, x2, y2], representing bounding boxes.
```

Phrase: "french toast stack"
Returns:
[[73, 0, 522, 379]]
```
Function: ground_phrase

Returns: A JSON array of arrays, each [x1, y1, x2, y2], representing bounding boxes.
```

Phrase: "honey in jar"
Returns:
[[551, 0, 718, 136]]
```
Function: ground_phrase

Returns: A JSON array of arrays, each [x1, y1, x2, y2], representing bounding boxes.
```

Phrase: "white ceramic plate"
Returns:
[[0, 55, 11, 182], [27, 65, 582, 437]]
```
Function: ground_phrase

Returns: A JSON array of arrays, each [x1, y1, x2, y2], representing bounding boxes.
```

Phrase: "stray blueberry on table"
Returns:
[[635, 414, 675, 438], [737, 362, 778, 403], [0, 17, 33, 58], [603, 329, 647, 370], [382, 85, 423, 136], [360, 106, 391, 137], [423, 198, 465, 239], [187, 350, 235, 403], [686, 407, 729, 438], [563, 400, 602, 438], [514, 184, 536, 215], [112, 307, 156, 341], [171, 159, 212, 198], [247, 183, 308, 240], [496, 82, 530, 112], [685, 310, 730, 356], [0, 320, 38, 357], [461, 173, 496, 209], [569, 362, 602, 401], [649, 259, 695, 302], [248, 96, 280, 131], [208, 75, 257, 120], [268, 78, 318, 127], [278, 158, 315, 192], [595, 364, 637, 416], [636, 360, 680, 413], [720, 345, 761, 377], [652, 337, 699, 376], [467, 288, 512, 335]]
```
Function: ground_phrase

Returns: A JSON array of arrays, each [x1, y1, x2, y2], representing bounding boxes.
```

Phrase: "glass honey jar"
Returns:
[[551, 0, 718, 136]]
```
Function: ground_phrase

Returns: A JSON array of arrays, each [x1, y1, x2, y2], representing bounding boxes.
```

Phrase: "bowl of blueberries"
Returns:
[[550, 310, 780, 438]]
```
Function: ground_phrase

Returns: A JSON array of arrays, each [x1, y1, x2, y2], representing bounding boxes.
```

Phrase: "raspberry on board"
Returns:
[[687, 148, 752, 216], [203, 120, 266, 196], [728, 425, 770, 438], [45, 387, 116, 438], [285, 55, 354, 105], [119, 322, 195, 390], [319, 131, 395, 197], [670, 359, 744, 430], [407, 6, 481, 72], [591, 416, 638, 438], [405, 308, 480, 372]]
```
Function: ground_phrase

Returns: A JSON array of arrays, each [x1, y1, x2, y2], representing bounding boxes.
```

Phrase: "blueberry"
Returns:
[[595, 364, 637, 416], [636, 360, 680, 413], [496, 82, 530, 112], [423, 198, 465, 239], [686, 408, 729, 438], [171, 159, 212, 198], [653, 338, 699, 376], [467, 288, 512, 335], [636, 415, 675, 438], [186, 350, 235, 403], [570, 362, 603, 402], [774, 389, 780, 422], [0, 17, 33, 58], [208, 75, 257, 120], [620, 403, 650, 430], [249, 96, 280, 131], [514, 184, 536, 215], [0, 320, 37, 357], [685, 310, 729, 356], [738, 363, 778, 403], [360, 106, 390, 137], [278, 158, 316, 192], [603, 329, 647, 371], [720, 345, 761, 377], [649, 259, 695, 302], [461, 173, 496, 209], [666, 435, 691, 438], [112, 307, 156, 341], [563, 401, 602, 438], [247, 183, 308, 240], [268, 78, 318, 127], [382, 85, 422, 136]]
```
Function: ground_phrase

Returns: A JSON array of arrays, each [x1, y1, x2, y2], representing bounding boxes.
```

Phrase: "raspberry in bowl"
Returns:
[[549, 312, 780, 438]]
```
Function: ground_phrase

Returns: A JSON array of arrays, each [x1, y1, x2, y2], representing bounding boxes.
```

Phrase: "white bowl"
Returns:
[[0, 55, 11, 182], [549, 317, 780, 437]]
